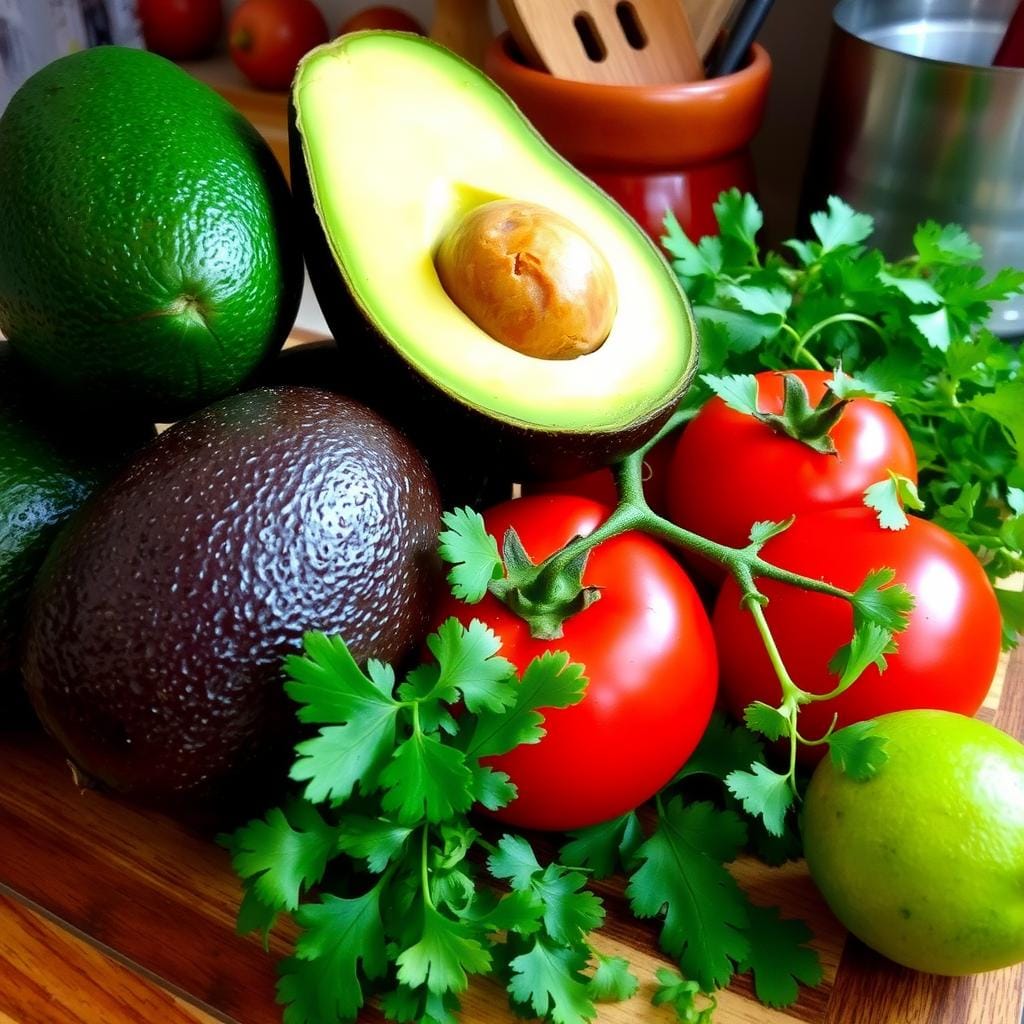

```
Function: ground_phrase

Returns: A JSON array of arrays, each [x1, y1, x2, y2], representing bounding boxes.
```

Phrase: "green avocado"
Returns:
[[21, 386, 441, 800], [0, 46, 303, 421], [291, 32, 697, 480], [0, 342, 148, 680]]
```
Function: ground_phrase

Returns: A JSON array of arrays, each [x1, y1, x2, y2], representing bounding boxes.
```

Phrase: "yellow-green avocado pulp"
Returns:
[[292, 32, 696, 435]]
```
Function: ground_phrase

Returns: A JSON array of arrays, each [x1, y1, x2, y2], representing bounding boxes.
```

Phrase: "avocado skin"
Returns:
[[0, 342, 150, 680], [257, 341, 516, 508], [21, 386, 441, 799], [289, 107, 686, 483]]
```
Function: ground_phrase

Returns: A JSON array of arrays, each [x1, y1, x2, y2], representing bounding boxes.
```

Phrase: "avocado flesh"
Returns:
[[293, 33, 695, 437]]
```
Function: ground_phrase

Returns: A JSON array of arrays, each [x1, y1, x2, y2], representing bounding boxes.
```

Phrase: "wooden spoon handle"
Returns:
[[431, 0, 495, 67]]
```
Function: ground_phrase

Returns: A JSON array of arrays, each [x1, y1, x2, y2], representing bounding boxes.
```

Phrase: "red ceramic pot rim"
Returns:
[[484, 33, 772, 170]]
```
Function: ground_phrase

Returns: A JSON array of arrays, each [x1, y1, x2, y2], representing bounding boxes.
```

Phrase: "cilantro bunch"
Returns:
[[662, 191, 1024, 643], [222, 621, 634, 1024]]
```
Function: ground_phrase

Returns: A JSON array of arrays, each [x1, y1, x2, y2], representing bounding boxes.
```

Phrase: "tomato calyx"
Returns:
[[487, 525, 601, 640], [702, 368, 896, 456]]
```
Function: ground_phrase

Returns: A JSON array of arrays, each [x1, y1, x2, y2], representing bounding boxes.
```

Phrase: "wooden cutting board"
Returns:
[[0, 389, 1022, 1024]]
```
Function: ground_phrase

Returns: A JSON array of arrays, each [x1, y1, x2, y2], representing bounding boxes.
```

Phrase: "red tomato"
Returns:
[[138, 0, 223, 60], [433, 495, 718, 830], [338, 6, 425, 34], [714, 508, 1001, 760], [667, 370, 917, 580], [229, 0, 329, 91], [522, 434, 676, 517]]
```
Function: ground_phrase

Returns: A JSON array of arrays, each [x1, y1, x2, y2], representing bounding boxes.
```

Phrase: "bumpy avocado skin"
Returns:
[[0, 342, 149, 680], [288, 101, 687, 483], [21, 387, 441, 799]]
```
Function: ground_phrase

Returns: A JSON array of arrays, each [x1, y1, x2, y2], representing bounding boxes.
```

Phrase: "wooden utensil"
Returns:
[[498, 0, 704, 85], [687, 0, 741, 58], [431, 0, 494, 67]]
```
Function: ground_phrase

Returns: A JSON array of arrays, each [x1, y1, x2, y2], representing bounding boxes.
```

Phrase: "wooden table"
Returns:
[[1, 640, 1022, 1024]]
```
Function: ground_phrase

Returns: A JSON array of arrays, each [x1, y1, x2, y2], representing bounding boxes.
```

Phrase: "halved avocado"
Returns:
[[291, 32, 697, 479]]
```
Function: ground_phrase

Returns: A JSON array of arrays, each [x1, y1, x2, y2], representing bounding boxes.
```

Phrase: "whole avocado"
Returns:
[[21, 387, 441, 799], [0, 46, 302, 421], [0, 342, 148, 680]]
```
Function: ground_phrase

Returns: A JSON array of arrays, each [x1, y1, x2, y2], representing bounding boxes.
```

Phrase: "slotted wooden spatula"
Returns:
[[499, 0, 704, 85]]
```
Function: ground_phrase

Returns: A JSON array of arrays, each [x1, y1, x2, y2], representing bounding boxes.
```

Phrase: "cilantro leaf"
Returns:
[[828, 720, 889, 780], [675, 713, 765, 784], [463, 889, 544, 937], [380, 986, 460, 1024], [508, 939, 596, 1024], [626, 798, 749, 990], [723, 283, 792, 318], [725, 763, 794, 837], [470, 763, 517, 810], [230, 801, 338, 911], [811, 196, 873, 252], [397, 904, 492, 995], [488, 834, 542, 890], [380, 731, 474, 824], [651, 968, 717, 1023], [489, 836, 604, 944], [279, 887, 387, 1023], [236, 881, 279, 947], [848, 567, 915, 632], [700, 372, 759, 415], [864, 472, 925, 530], [910, 307, 952, 350], [438, 506, 503, 602], [420, 617, 516, 714], [561, 811, 644, 878], [997, 587, 1024, 649], [462, 651, 587, 759], [588, 954, 639, 1002], [827, 620, 898, 694], [914, 220, 982, 264], [743, 701, 790, 742], [826, 367, 895, 404], [336, 815, 413, 873], [747, 518, 794, 547], [972, 383, 1024, 467], [714, 188, 763, 263], [286, 633, 400, 806], [662, 210, 723, 279], [737, 904, 823, 1007]]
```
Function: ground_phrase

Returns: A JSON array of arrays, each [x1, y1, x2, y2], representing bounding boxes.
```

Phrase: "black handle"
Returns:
[[709, 0, 775, 77]]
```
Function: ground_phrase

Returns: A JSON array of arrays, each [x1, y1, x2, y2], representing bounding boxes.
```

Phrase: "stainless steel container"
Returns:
[[802, 0, 1024, 334]]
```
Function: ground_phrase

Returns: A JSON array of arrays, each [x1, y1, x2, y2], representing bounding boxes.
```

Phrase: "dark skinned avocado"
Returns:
[[0, 341, 150, 682], [256, 340, 516, 508], [21, 386, 441, 799], [290, 32, 698, 481]]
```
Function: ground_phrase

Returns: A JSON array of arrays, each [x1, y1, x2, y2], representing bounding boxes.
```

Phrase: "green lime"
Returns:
[[0, 46, 302, 420], [803, 709, 1024, 975]]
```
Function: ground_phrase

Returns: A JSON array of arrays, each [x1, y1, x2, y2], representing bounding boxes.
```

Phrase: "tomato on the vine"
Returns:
[[714, 508, 1001, 758], [138, 0, 223, 60], [228, 0, 329, 91], [432, 494, 718, 830], [667, 370, 917, 577]]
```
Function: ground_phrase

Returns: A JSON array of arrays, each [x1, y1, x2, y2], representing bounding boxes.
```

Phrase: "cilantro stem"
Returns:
[[781, 323, 824, 370], [747, 602, 801, 796], [421, 823, 434, 910]]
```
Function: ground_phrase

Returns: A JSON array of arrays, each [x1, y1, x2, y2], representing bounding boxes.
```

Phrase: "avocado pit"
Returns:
[[435, 199, 617, 361]]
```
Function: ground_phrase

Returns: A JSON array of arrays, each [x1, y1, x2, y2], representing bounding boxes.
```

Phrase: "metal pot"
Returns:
[[802, 0, 1024, 335]]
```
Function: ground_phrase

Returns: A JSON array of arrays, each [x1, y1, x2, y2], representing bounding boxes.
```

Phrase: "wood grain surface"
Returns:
[[0, 647, 1021, 1024]]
